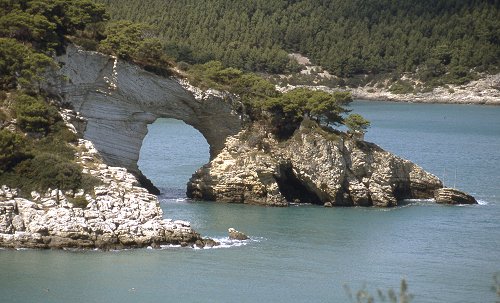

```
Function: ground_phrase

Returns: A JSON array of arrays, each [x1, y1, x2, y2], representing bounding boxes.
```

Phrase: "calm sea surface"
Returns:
[[1, 101, 499, 302]]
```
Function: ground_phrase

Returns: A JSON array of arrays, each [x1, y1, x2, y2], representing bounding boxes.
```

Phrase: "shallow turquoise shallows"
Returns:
[[1, 101, 499, 303]]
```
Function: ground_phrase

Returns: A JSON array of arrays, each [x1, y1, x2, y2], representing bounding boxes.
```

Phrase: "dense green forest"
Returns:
[[100, 0, 499, 85]]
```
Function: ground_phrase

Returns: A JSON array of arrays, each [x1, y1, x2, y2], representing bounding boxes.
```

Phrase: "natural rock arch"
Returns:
[[47, 45, 243, 193]]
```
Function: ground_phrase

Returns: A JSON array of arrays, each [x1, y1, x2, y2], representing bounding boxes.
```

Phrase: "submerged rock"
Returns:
[[228, 228, 249, 240], [187, 122, 445, 207], [434, 188, 477, 205]]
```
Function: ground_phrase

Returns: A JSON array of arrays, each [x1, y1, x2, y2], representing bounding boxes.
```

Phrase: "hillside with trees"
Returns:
[[0, 0, 108, 196], [100, 0, 499, 86]]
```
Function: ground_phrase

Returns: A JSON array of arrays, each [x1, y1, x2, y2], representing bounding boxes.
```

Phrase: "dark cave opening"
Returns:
[[274, 163, 323, 205]]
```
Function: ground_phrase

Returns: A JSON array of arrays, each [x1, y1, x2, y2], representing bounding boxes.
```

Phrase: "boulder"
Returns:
[[434, 188, 477, 205], [228, 228, 249, 240]]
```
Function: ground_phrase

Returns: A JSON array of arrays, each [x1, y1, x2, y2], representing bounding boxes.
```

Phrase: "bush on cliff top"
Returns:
[[0, 38, 54, 92], [0, 129, 31, 173], [0, 0, 107, 53], [187, 60, 362, 139], [97, 20, 174, 76], [13, 94, 61, 134]]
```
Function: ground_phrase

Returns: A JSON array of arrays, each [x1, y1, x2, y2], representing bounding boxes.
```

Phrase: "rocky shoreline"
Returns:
[[278, 73, 500, 106], [351, 73, 500, 105], [0, 139, 216, 250]]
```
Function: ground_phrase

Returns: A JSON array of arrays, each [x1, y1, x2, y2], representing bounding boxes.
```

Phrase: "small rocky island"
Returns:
[[187, 121, 476, 207]]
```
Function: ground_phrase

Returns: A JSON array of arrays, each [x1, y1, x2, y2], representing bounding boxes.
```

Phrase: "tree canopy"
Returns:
[[100, 0, 499, 84], [187, 60, 359, 138], [0, 0, 107, 53]]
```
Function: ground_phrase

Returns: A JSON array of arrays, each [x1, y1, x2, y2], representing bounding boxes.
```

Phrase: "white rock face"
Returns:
[[45, 45, 243, 191], [0, 140, 214, 249]]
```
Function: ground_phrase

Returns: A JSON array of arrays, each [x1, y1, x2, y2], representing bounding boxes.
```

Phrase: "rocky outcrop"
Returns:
[[187, 122, 444, 207], [228, 228, 249, 240], [434, 188, 478, 205], [45, 45, 243, 193], [0, 139, 215, 249]]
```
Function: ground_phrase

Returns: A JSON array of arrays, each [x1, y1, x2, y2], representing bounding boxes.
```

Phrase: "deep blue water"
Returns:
[[1, 101, 499, 303]]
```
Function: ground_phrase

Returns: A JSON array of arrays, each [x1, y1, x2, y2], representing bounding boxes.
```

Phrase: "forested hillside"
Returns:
[[100, 0, 499, 84]]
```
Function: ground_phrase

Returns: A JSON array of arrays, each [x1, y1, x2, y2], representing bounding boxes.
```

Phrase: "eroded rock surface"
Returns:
[[0, 139, 213, 249], [46, 45, 242, 192], [187, 122, 444, 207], [434, 188, 478, 205]]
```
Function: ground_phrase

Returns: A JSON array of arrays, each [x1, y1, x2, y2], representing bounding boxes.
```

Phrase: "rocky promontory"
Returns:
[[187, 120, 449, 207], [0, 139, 215, 250]]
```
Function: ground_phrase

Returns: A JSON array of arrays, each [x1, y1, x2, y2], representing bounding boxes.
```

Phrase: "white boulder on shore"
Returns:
[[0, 139, 216, 249]]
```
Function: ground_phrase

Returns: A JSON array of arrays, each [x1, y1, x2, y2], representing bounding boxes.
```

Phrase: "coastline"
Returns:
[[278, 73, 500, 106], [0, 137, 215, 250]]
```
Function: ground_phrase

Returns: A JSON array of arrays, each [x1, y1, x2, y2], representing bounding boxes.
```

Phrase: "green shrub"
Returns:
[[70, 196, 89, 208], [98, 20, 173, 75], [0, 108, 8, 122], [0, 129, 31, 173], [389, 80, 415, 94], [345, 113, 371, 135], [14, 153, 83, 192], [0, 38, 54, 91], [13, 94, 60, 133]]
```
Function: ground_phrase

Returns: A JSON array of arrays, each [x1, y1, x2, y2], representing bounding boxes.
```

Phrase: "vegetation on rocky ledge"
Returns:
[[0, 0, 106, 196], [187, 60, 369, 139]]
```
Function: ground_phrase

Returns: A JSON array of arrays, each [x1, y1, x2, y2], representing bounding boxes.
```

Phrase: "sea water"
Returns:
[[1, 101, 499, 303]]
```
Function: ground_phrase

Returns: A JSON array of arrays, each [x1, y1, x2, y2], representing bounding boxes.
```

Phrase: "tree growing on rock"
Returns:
[[257, 88, 353, 138], [345, 113, 371, 137], [98, 20, 172, 74]]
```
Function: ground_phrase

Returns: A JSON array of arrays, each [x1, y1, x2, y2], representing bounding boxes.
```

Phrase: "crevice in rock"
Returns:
[[274, 163, 322, 205], [135, 172, 160, 195], [334, 178, 355, 206], [392, 180, 412, 201]]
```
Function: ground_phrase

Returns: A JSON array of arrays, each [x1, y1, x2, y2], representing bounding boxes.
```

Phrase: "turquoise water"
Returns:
[[1, 101, 499, 302]]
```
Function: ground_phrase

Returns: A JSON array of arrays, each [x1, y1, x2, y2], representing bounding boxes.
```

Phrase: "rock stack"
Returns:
[[228, 228, 249, 240]]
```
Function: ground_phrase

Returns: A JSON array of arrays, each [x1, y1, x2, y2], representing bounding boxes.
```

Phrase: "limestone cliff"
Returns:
[[46, 45, 243, 193], [187, 121, 443, 207]]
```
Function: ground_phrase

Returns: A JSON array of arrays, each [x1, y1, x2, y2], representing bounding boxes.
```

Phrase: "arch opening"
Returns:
[[138, 118, 210, 198]]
